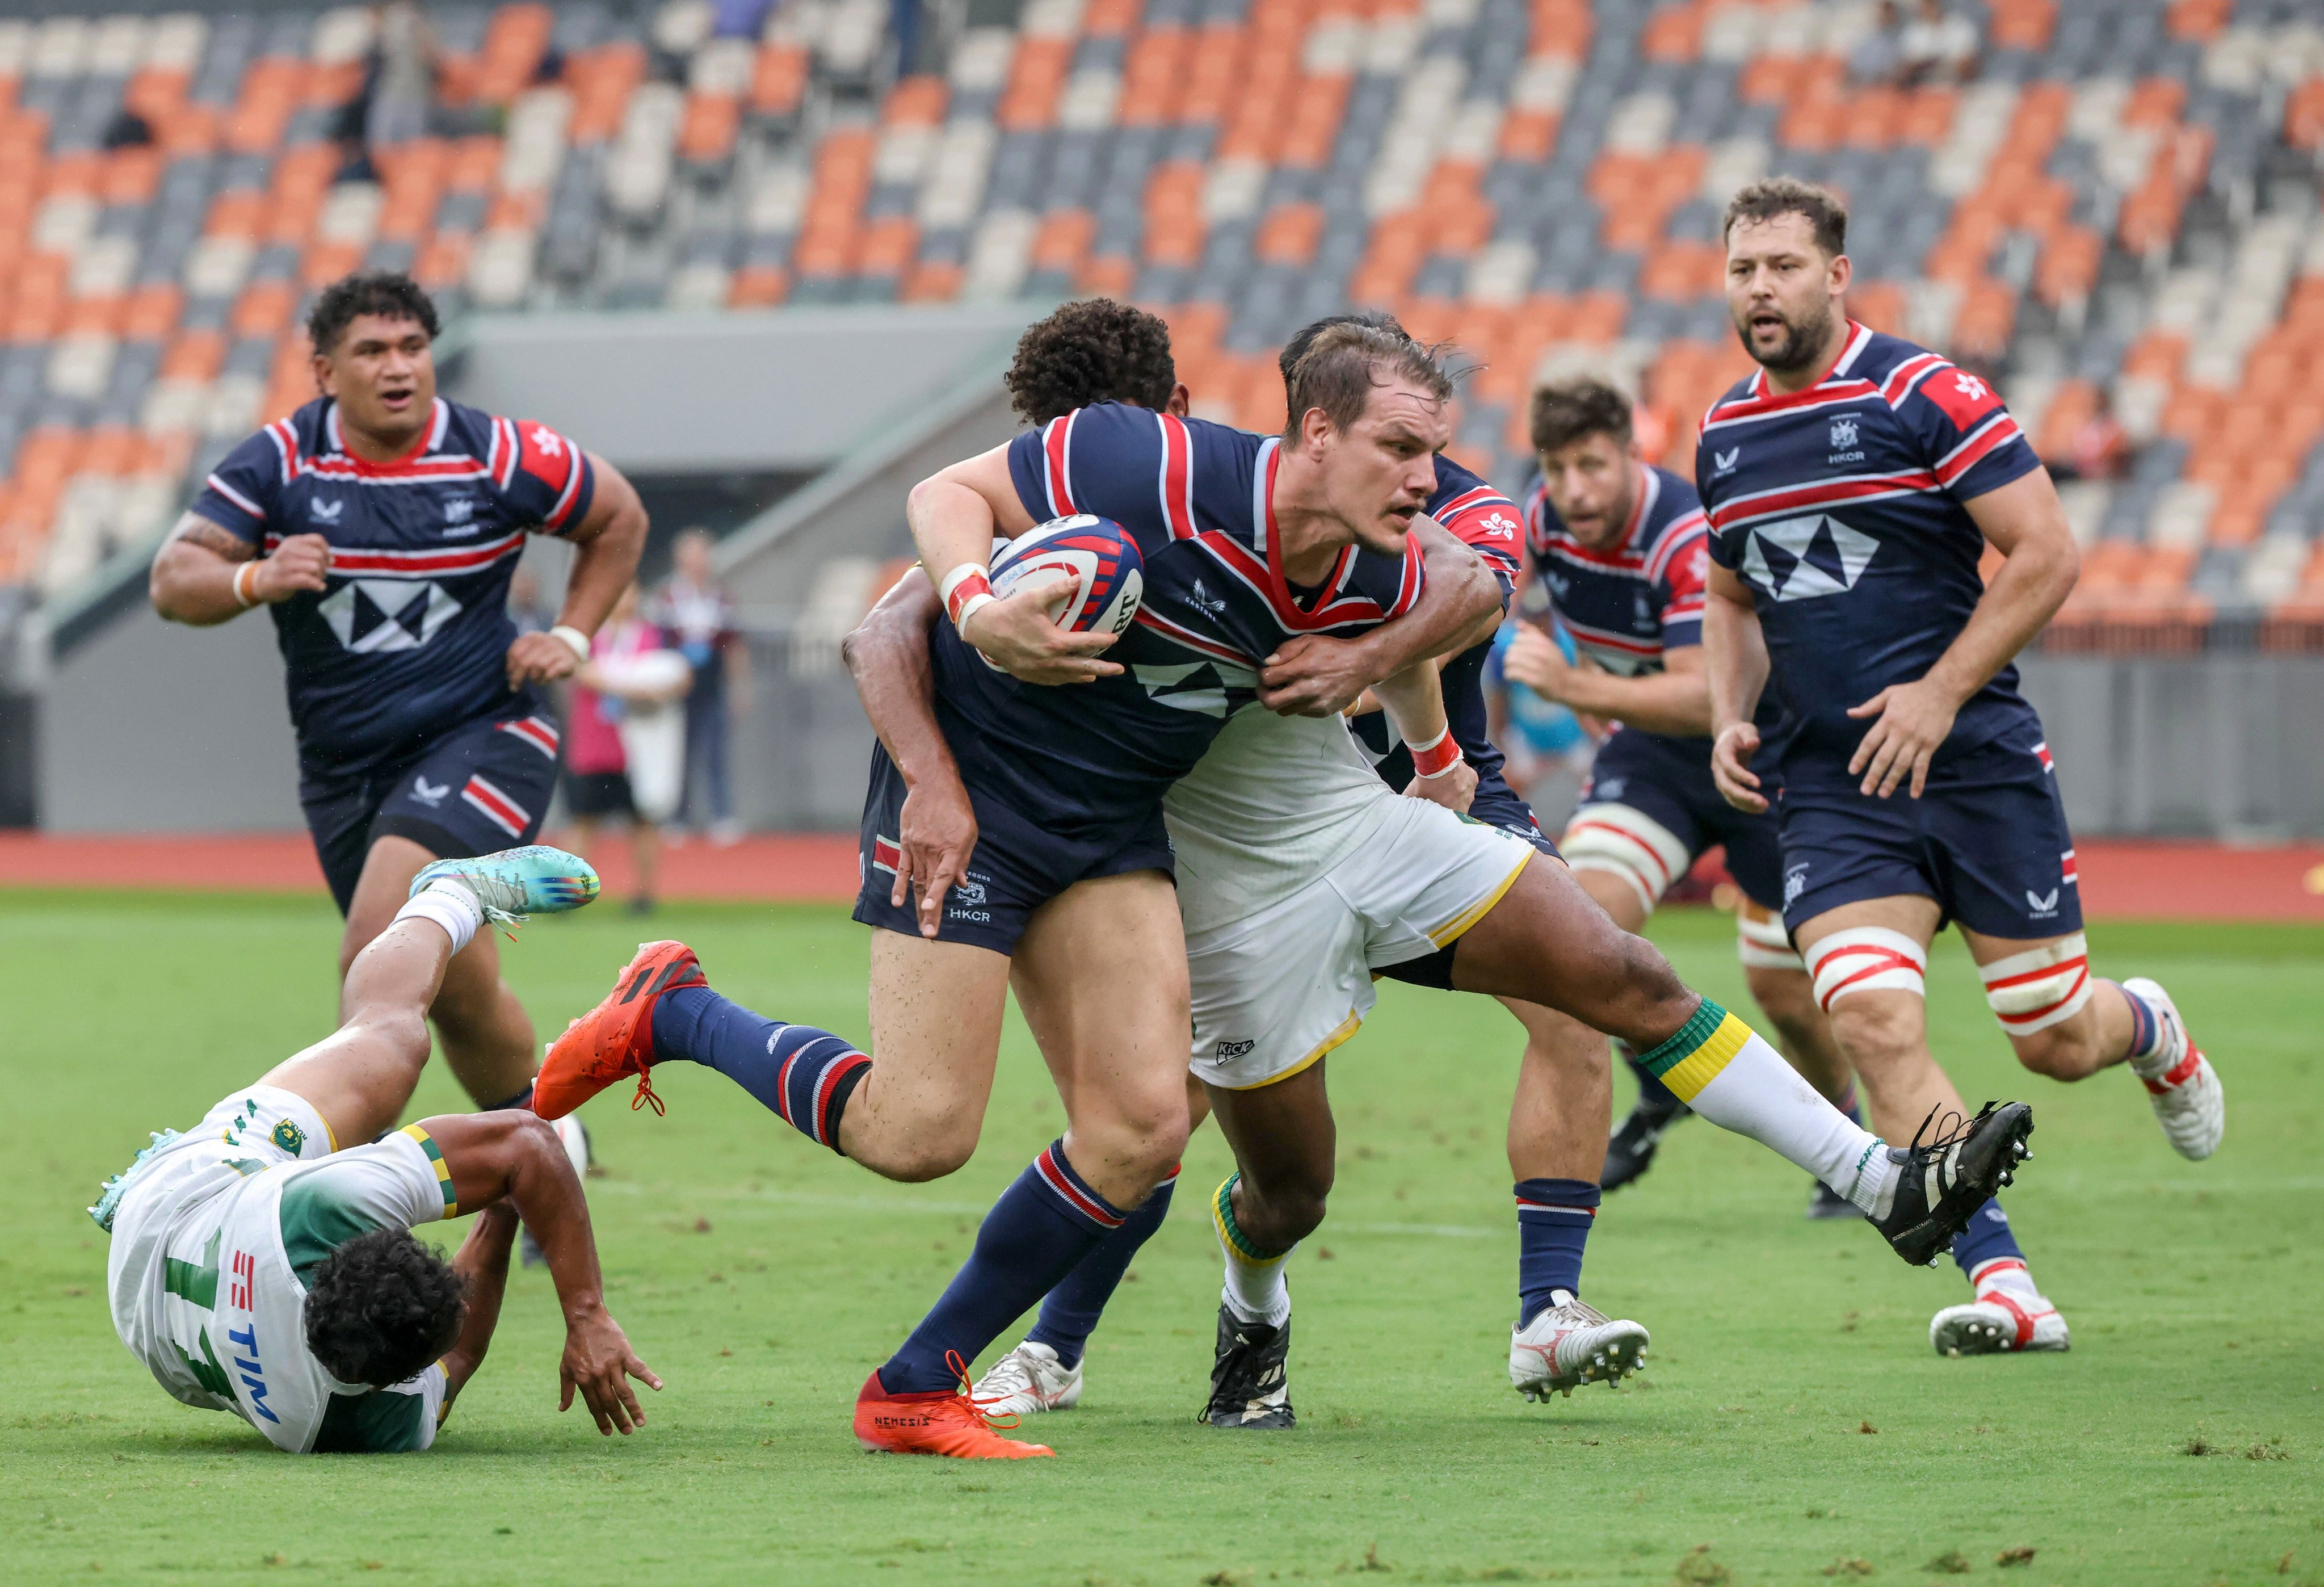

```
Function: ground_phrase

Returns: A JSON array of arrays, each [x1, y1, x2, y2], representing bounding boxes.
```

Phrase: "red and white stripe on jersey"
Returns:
[[1152, 411, 1198, 540], [1877, 350, 1950, 407], [870, 835, 901, 875], [1193, 438, 1424, 632], [1704, 467, 1943, 535], [460, 774, 529, 839], [1040, 412, 1080, 518], [309, 400, 490, 484], [264, 417, 304, 482], [1032, 1143, 1124, 1228], [1556, 615, 1663, 661], [2060, 847, 2078, 884], [497, 714, 560, 758], [1932, 410, 2025, 489], [1134, 601, 1259, 667], [204, 470, 266, 519], [2033, 740, 2054, 772], [1699, 321, 1879, 435], [482, 415, 589, 531], [263, 528, 524, 578], [1432, 483, 1525, 580]]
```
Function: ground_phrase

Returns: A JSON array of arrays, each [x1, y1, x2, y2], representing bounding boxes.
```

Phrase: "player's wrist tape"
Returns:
[[941, 564, 995, 628], [1409, 727, 1464, 779], [549, 624, 591, 662], [231, 559, 259, 608]]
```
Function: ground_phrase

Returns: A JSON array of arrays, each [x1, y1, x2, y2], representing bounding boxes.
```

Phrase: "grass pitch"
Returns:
[[2, 891, 2318, 1586]]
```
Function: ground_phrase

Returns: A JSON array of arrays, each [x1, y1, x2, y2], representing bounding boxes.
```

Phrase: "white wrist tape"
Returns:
[[232, 560, 260, 608], [1978, 932, 2091, 1036], [1559, 802, 1690, 917], [1804, 926, 1928, 1011], [1736, 906, 1805, 970], [549, 624, 591, 663]]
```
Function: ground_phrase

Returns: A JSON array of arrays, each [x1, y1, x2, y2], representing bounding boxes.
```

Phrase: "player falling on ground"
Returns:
[[91, 847, 659, 1452], [844, 317, 2038, 1432], [150, 272, 648, 1140], [956, 305, 1642, 1421], [1697, 178, 2224, 1356], [1498, 376, 1861, 1217], [534, 310, 1504, 1459]]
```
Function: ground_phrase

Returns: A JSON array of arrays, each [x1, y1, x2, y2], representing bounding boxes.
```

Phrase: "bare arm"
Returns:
[[506, 454, 649, 687], [1501, 629, 1714, 736], [423, 1110, 662, 1435], [1257, 519, 1504, 716], [1846, 468, 2078, 798], [1369, 653, 1478, 813], [1704, 561, 1772, 813], [149, 513, 331, 625], [437, 1202, 519, 1409]]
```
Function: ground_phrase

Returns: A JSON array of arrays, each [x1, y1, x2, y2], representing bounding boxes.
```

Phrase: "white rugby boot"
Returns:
[[973, 1340, 1083, 1417], [2121, 977, 2224, 1160], [1510, 1292, 1650, 1400], [1930, 1257, 2070, 1355]]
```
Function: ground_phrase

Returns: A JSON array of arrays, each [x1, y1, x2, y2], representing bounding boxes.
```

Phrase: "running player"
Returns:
[[533, 318, 1507, 1459], [1501, 376, 1859, 1216], [149, 272, 649, 1125], [842, 318, 2037, 1431], [1697, 178, 2224, 1356], [972, 308, 1640, 1422], [92, 847, 659, 1452]]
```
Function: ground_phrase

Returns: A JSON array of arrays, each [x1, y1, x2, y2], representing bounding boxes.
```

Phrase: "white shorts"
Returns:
[[1186, 799, 1535, 1091]]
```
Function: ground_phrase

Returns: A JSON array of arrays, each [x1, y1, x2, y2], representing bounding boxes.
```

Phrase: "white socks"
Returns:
[[1212, 1175, 1293, 1329], [393, 878, 482, 956]]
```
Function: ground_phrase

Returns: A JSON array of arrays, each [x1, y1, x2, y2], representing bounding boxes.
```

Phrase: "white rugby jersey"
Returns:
[[108, 1106, 453, 1454]]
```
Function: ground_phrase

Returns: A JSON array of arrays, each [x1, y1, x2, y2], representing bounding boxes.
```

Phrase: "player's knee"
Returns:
[[1981, 934, 2095, 1078], [876, 1133, 979, 1183], [1237, 1162, 1334, 1248], [1743, 965, 1821, 1042], [2009, 1018, 2100, 1080]]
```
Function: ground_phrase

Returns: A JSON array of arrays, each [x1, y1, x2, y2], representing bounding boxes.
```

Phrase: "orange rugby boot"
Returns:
[[854, 1359, 1056, 1459], [533, 941, 705, 1120]]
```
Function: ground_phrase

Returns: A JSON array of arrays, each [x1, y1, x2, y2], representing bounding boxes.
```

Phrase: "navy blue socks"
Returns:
[[1026, 1165, 1179, 1369], [649, 984, 869, 1152], [1515, 1177, 1599, 1326]]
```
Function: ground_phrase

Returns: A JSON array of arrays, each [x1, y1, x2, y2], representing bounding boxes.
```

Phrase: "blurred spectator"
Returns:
[[1897, 0, 1978, 86], [1850, 1, 1905, 85], [1483, 620, 1597, 834], [564, 586, 691, 914], [366, 2, 439, 152], [648, 528, 751, 845], [506, 564, 555, 637], [714, 0, 777, 39], [2051, 388, 2132, 482]]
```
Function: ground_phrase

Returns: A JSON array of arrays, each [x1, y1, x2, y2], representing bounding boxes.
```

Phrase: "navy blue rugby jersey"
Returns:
[[193, 397, 596, 776], [1348, 454, 1522, 792], [944, 402, 1426, 837], [1696, 323, 2043, 770], [1524, 461, 1709, 675]]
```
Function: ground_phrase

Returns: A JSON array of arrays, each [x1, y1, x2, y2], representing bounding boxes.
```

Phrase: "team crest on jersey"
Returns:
[[1737, 514, 1880, 603], [270, 1119, 305, 1154], [443, 498, 477, 534], [1829, 417, 1857, 450], [1478, 511, 1518, 540]]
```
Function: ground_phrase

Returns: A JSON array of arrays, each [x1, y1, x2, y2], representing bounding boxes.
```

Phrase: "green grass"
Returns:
[[2, 892, 2319, 1587]]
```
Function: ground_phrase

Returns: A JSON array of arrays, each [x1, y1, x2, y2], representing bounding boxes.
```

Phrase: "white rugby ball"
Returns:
[[987, 514, 1145, 639]]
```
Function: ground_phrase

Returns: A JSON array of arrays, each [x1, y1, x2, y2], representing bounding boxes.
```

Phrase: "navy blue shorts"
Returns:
[[852, 742, 1176, 955], [300, 704, 562, 914], [1579, 725, 1787, 909], [1468, 784, 1563, 860], [1776, 732, 2081, 940]]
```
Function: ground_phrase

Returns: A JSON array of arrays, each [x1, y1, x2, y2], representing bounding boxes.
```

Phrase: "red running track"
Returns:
[[1, 832, 2320, 922]]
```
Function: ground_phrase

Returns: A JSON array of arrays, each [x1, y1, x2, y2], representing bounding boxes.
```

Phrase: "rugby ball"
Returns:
[[989, 514, 1145, 640]]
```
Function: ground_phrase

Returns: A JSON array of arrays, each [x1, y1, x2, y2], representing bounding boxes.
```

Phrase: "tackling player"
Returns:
[[847, 317, 2039, 1432], [532, 316, 1502, 1458], [1501, 376, 1860, 1217], [1697, 179, 2225, 1356], [91, 847, 659, 1452], [150, 272, 649, 1125]]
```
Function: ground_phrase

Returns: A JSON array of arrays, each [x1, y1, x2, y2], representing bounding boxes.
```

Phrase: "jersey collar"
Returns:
[[322, 397, 449, 470], [1255, 437, 1356, 616], [1744, 320, 1873, 399]]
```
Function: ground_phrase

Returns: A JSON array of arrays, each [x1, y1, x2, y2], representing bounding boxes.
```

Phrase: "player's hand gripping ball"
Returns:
[[980, 515, 1144, 672]]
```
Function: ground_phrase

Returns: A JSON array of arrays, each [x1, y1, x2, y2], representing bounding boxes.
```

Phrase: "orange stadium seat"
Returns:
[[1032, 210, 1097, 275], [1987, 0, 2056, 51], [751, 43, 810, 119]]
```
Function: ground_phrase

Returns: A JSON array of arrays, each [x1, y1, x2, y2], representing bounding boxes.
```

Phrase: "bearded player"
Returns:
[[533, 316, 1501, 1459], [93, 847, 659, 1452], [1698, 178, 2223, 1357], [150, 272, 648, 1131], [1499, 376, 1860, 1217], [846, 317, 2039, 1433]]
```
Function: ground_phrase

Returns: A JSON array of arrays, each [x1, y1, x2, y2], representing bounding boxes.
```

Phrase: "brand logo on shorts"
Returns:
[[1214, 1039, 1256, 1061], [270, 1119, 305, 1155], [1784, 863, 1809, 906], [2025, 887, 2059, 918], [413, 776, 450, 808]]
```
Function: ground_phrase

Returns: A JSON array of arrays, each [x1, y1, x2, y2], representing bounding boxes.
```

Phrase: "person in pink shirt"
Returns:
[[562, 585, 690, 913]]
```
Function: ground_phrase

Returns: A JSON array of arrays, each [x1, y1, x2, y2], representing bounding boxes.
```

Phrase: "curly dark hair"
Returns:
[[303, 1228, 468, 1388], [307, 271, 442, 355], [1529, 376, 1634, 457], [1722, 176, 1848, 258], [1006, 299, 1178, 425]]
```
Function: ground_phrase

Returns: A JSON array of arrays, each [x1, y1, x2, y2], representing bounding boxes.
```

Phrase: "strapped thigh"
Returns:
[[1558, 803, 1691, 917], [1736, 905, 1805, 970], [1977, 932, 2092, 1036], [1802, 926, 1928, 1011]]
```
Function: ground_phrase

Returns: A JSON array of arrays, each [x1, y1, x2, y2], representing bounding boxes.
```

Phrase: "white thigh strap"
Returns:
[[1979, 933, 2092, 1036], [1560, 803, 1690, 916], [1737, 908, 1804, 969], [1804, 926, 1928, 1010]]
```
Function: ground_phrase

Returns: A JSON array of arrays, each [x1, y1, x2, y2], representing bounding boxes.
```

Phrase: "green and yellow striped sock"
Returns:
[[1212, 1174, 1293, 1327]]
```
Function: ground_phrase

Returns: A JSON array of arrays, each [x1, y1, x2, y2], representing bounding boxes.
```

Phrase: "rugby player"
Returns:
[[965, 306, 1642, 1422], [1501, 376, 1861, 1217], [150, 272, 649, 1126], [92, 847, 659, 1452], [1697, 178, 2224, 1356], [533, 318, 1506, 1458], [843, 317, 2037, 1431]]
